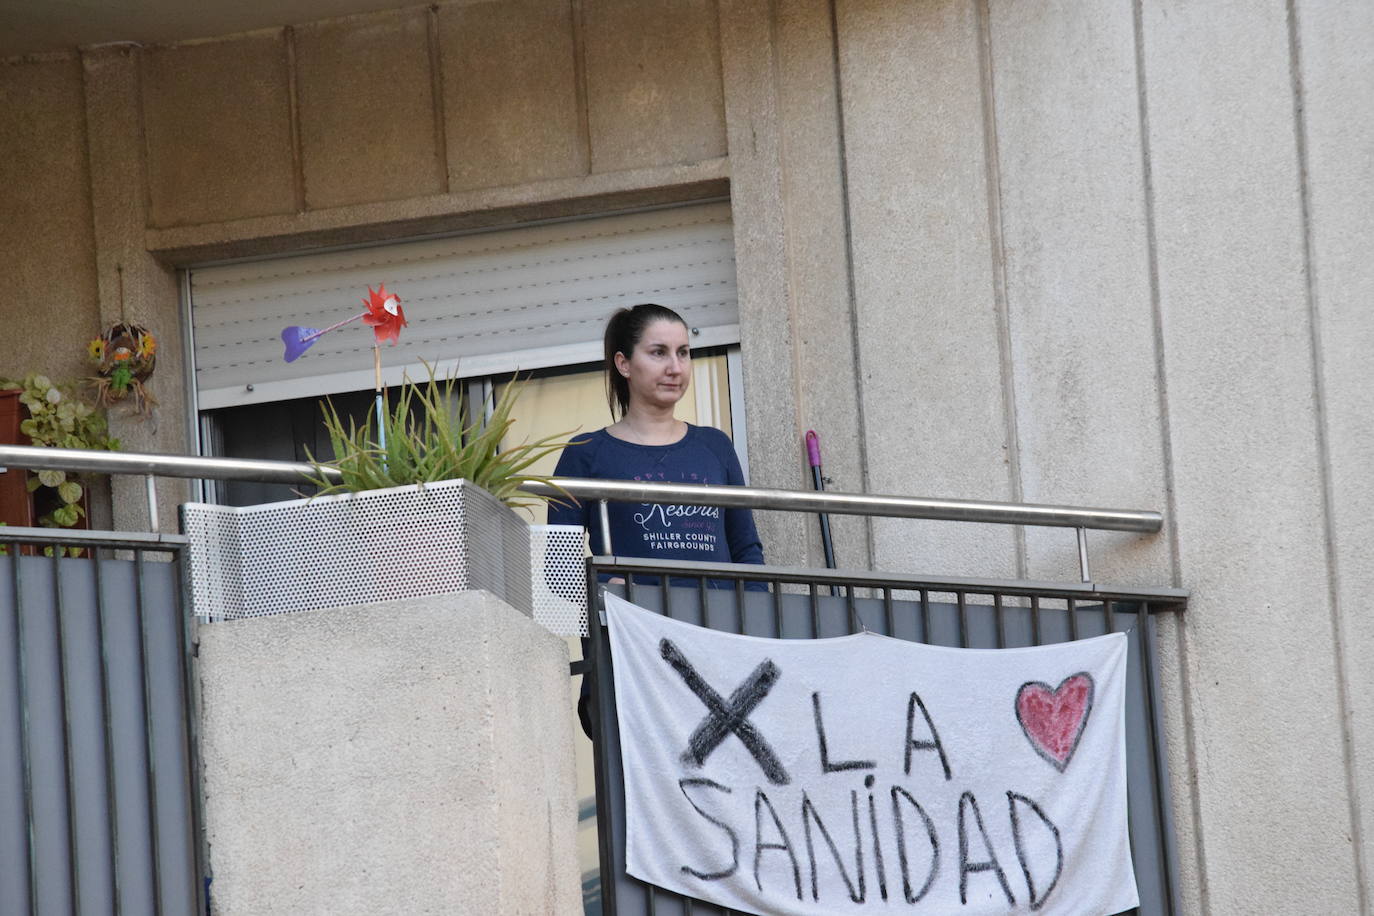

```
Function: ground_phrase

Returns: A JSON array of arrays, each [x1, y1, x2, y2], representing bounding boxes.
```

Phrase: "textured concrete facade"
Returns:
[[142, 33, 299, 227], [198, 592, 579, 915], [83, 47, 191, 532], [0, 54, 100, 384], [440, 0, 586, 190], [1, 0, 1372, 911], [839, 0, 1021, 579], [583, 0, 727, 173], [1142, 2, 1357, 909], [716, 0, 812, 563], [1299, 1, 1374, 899], [771, 0, 871, 569], [986, 0, 1169, 586], [296, 8, 446, 208]]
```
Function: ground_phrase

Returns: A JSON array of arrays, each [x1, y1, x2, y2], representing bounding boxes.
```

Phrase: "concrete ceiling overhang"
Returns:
[[0, 0, 431, 59]]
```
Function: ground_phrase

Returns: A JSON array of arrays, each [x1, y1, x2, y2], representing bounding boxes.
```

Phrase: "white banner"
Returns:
[[605, 592, 1138, 916]]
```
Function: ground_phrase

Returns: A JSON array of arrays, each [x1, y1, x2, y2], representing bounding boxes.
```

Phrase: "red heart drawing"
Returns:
[[1015, 673, 1095, 772]]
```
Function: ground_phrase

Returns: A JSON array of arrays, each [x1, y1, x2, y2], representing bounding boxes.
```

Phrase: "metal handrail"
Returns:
[[584, 555, 1189, 601], [0, 524, 188, 548], [524, 479, 1160, 531], [0, 445, 328, 485], [0, 443, 1162, 533]]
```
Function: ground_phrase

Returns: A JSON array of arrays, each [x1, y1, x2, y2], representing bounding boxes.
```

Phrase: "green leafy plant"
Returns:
[[304, 369, 575, 508], [4, 373, 119, 530]]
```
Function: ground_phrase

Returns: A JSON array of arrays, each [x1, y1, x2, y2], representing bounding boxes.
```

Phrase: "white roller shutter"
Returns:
[[189, 201, 738, 409]]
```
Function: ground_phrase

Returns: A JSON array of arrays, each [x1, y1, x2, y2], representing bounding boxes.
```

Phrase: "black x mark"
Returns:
[[659, 638, 791, 785]]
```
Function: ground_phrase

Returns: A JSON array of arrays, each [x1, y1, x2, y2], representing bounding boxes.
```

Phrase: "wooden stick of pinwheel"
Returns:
[[281, 284, 407, 454]]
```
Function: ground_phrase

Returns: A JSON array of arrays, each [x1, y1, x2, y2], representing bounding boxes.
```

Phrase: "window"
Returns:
[[198, 348, 743, 509], [186, 200, 746, 506]]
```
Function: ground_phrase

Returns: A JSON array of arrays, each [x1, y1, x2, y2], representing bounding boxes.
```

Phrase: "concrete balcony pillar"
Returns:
[[197, 592, 580, 915]]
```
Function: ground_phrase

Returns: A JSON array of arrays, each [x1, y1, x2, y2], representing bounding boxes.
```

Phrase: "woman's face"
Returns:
[[616, 319, 691, 412]]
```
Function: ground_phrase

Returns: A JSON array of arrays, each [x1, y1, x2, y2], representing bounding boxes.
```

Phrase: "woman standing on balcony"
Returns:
[[551, 303, 764, 738], [548, 302, 765, 574]]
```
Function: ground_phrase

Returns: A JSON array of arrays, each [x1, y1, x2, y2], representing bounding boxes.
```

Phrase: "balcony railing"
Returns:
[[0, 444, 1161, 582], [0, 444, 1186, 915], [0, 526, 204, 914]]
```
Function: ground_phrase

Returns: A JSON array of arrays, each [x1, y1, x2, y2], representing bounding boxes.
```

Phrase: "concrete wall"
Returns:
[[198, 591, 579, 915], [815, 1, 1371, 912], [0, 54, 100, 384], [1300, 1, 1374, 899], [1139, 3, 1357, 909], [1, 0, 1372, 911]]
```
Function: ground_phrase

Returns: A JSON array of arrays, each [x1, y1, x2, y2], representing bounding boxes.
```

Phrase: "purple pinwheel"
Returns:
[[280, 285, 406, 362]]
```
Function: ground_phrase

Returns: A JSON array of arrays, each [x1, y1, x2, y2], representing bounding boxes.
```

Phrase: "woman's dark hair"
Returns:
[[603, 303, 688, 418]]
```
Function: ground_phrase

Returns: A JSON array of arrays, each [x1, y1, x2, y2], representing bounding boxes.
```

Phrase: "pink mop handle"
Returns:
[[805, 430, 823, 468]]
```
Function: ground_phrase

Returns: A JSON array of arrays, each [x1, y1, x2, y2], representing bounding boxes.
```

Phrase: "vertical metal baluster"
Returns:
[[736, 576, 747, 634], [597, 501, 612, 556], [918, 589, 929, 644], [733, 579, 745, 635], [134, 553, 163, 916], [144, 477, 159, 535], [772, 581, 783, 638], [1141, 603, 1183, 915], [1105, 597, 1117, 634], [92, 549, 122, 911], [809, 583, 820, 638], [1076, 527, 1090, 582], [638, 566, 656, 916], [587, 563, 618, 916], [846, 582, 860, 634], [51, 549, 80, 915], [1031, 595, 1042, 646], [883, 586, 895, 636], [994, 593, 1006, 648], [1068, 597, 1079, 641], [10, 544, 36, 914], [173, 549, 209, 915], [957, 592, 969, 648], [697, 576, 708, 627]]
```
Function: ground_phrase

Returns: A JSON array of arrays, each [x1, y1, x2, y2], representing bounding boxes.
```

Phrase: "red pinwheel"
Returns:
[[361, 284, 407, 346]]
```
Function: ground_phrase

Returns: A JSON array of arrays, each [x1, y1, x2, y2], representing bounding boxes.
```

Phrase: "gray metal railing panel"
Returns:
[[585, 563, 1185, 916], [0, 551, 38, 914], [0, 543, 202, 915]]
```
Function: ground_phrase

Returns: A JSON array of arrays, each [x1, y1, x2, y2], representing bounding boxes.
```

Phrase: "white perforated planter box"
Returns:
[[184, 479, 531, 620], [530, 524, 589, 637]]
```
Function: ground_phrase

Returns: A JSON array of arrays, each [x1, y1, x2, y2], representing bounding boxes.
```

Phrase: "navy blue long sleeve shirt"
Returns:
[[548, 424, 765, 574]]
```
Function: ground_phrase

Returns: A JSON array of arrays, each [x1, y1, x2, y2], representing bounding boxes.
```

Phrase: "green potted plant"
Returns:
[[3, 373, 119, 531], [183, 370, 575, 620], [306, 369, 569, 505]]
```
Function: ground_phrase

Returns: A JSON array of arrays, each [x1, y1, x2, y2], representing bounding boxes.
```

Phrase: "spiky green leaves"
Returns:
[[305, 368, 576, 509]]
